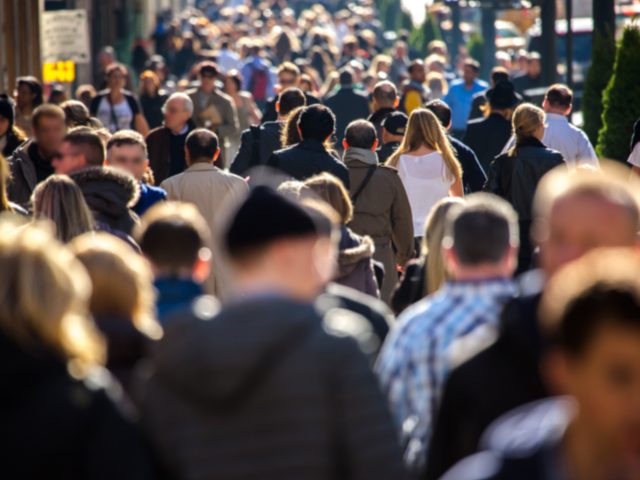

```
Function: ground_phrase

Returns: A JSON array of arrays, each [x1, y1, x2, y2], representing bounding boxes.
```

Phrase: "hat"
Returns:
[[382, 112, 408, 136], [0, 94, 15, 127], [486, 80, 519, 110], [224, 186, 330, 258]]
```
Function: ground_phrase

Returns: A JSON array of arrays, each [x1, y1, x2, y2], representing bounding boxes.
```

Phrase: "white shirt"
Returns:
[[501, 113, 599, 168], [397, 152, 453, 236], [96, 97, 134, 133], [628, 142, 640, 168], [217, 49, 243, 74]]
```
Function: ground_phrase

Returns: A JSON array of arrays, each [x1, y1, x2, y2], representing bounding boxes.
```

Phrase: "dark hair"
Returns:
[[345, 120, 377, 149], [490, 67, 510, 85], [372, 81, 398, 107], [298, 105, 335, 142], [277, 88, 306, 117], [408, 60, 424, 75], [464, 59, 481, 72], [106, 129, 148, 157], [198, 61, 219, 77], [425, 99, 452, 128], [226, 70, 242, 91], [105, 63, 128, 77], [185, 128, 219, 161], [64, 128, 105, 167], [545, 84, 573, 109], [32, 104, 66, 130], [339, 68, 354, 86], [445, 193, 518, 266], [61, 100, 93, 128], [16, 76, 44, 107]]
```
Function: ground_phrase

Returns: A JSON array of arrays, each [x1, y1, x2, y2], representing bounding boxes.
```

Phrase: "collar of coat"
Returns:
[[343, 146, 378, 166]]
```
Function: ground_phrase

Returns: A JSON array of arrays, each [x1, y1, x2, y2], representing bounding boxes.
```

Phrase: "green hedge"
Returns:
[[582, 31, 615, 145]]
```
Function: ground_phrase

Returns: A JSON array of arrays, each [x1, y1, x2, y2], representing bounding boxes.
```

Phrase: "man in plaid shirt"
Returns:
[[376, 194, 519, 473]]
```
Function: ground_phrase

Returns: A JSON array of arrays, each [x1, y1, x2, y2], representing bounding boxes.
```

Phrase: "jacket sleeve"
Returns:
[[390, 174, 415, 267], [217, 97, 240, 139], [230, 129, 253, 175], [483, 157, 503, 196]]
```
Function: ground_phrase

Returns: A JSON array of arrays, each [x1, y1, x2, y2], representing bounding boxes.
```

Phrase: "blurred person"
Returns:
[[135, 185, 405, 480], [304, 172, 379, 297], [495, 50, 513, 71], [146, 92, 196, 184], [426, 100, 487, 193], [391, 197, 464, 315], [71, 233, 161, 393], [262, 62, 320, 122], [0, 154, 26, 215], [299, 73, 317, 95], [443, 249, 640, 480], [48, 84, 67, 105], [224, 69, 262, 160], [139, 70, 168, 130], [231, 87, 305, 175], [485, 103, 564, 272], [377, 111, 407, 164], [368, 80, 399, 142], [268, 105, 349, 187], [324, 68, 370, 144], [7, 104, 66, 207], [95, 45, 116, 87], [173, 33, 198, 78], [512, 51, 544, 97], [32, 175, 95, 242], [107, 130, 166, 216], [343, 119, 414, 303], [468, 66, 520, 121], [135, 201, 211, 321], [217, 39, 243, 74], [443, 59, 488, 138], [14, 76, 43, 137], [464, 80, 519, 172], [0, 93, 27, 158], [378, 194, 519, 474], [426, 71, 448, 100], [240, 41, 275, 109], [0, 221, 156, 479], [387, 109, 464, 240], [400, 60, 429, 115], [60, 100, 103, 129], [75, 84, 97, 110], [52, 128, 105, 175]]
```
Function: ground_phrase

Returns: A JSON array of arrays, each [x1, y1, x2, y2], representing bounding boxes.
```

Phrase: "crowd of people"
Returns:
[[2, 1, 640, 479]]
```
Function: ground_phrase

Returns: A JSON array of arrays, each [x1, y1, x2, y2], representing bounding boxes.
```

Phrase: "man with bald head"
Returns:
[[146, 92, 197, 184], [368, 80, 399, 142]]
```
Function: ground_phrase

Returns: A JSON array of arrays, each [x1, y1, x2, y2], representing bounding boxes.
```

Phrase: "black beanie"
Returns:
[[224, 186, 329, 258], [0, 94, 15, 129]]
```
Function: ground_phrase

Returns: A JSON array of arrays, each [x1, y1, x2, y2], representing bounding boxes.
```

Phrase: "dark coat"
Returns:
[[146, 120, 196, 184], [391, 258, 426, 316], [463, 113, 513, 172], [449, 135, 487, 193], [230, 120, 283, 176], [368, 107, 396, 142], [324, 87, 371, 142], [261, 92, 320, 123], [268, 139, 351, 188], [335, 226, 379, 298], [425, 294, 547, 480], [0, 331, 156, 479], [136, 296, 404, 480], [7, 139, 39, 207], [71, 166, 140, 236], [376, 141, 401, 164], [140, 92, 168, 129], [2, 128, 25, 158]]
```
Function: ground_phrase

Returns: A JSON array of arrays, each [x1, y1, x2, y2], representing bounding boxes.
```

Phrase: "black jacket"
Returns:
[[230, 120, 283, 176], [2, 128, 25, 158], [463, 113, 513, 172], [425, 293, 547, 480], [262, 92, 320, 123], [324, 87, 371, 142], [7, 139, 49, 208], [268, 139, 351, 188], [368, 107, 395, 141], [449, 135, 487, 193], [71, 166, 140, 235], [377, 141, 401, 164], [136, 296, 404, 480], [0, 331, 156, 479]]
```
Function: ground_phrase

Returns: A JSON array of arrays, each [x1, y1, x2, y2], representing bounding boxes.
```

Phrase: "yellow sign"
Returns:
[[43, 61, 75, 83]]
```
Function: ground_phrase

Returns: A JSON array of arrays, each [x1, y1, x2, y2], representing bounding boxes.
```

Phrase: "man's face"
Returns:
[[52, 141, 87, 174], [395, 44, 407, 58], [15, 84, 35, 109], [108, 143, 148, 181], [163, 98, 191, 132], [538, 194, 638, 277], [528, 59, 542, 77], [411, 63, 426, 83], [34, 116, 66, 156], [278, 72, 298, 90], [463, 65, 478, 84], [107, 70, 126, 91], [199, 72, 216, 93]]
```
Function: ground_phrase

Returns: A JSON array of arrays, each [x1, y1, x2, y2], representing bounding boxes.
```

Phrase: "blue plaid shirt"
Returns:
[[376, 278, 516, 468]]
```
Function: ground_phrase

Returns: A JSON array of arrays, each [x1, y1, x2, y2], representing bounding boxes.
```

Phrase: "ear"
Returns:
[[193, 257, 211, 283], [342, 139, 349, 150], [393, 97, 400, 108], [443, 244, 457, 275], [372, 139, 379, 151], [275, 102, 281, 113], [184, 147, 191, 165], [213, 148, 221, 162]]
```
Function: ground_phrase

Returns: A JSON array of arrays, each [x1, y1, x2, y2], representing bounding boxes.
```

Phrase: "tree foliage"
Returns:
[[582, 31, 615, 145], [466, 32, 484, 64]]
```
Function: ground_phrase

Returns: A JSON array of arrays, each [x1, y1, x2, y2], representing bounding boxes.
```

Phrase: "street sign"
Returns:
[[41, 9, 90, 64], [43, 61, 76, 83]]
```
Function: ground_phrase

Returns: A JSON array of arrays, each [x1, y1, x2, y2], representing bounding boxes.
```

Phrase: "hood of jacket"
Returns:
[[337, 227, 375, 276], [71, 166, 140, 218], [343, 146, 378, 166]]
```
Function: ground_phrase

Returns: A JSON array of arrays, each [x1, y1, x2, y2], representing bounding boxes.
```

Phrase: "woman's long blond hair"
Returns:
[[386, 108, 462, 183], [422, 197, 465, 295], [71, 233, 162, 341], [0, 220, 105, 374], [509, 103, 545, 157]]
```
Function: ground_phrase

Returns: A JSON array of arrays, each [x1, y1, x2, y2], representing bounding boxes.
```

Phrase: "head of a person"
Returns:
[[277, 62, 301, 89], [185, 128, 220, 166], [543, 84, 573, 116], [343, 119, 378, 152], [342, 36, 358, 57], [48, 85, 67, 105], [339, 68, 354, 88], [31, 175, 94, 243], [511, 103, 546, 147], [297, 105, 335, 143], [53, 128, 105, 174], [428, 40, 448, 57], [105, 64, 128, 92], [106, 130, 148, 181], [0, 94, 15, 137], [490, 66, 510, 87], [15, 76, 43, 109], [527, 52, 542, 77], [541, 248, 640, 459], [425, 99, 452, 131], [162, 92, 193, 132], [275, 87, 306, 119], [75, 84, 96, 109], [427, 72, 448, 99], [0, 220, 104, 374], [372, 80, 399, 111], [223, 186, 339, 301], [71, 233, 161, 341], [139, 70, 161, 96], [394, 40, 408, 59], [224, 70, 243, 95], [409, 59, 426, 83], [60, 100, 93, 129], [135, 201, 212, 282], [32, 104, 67, 157], [381, 111, 408, 145], [197, 61, 219, 93], [463, 59, 481, 84], [442, 193, 519, 280], [533, 166, 640, 278], [426, 54, 446, 74], [303, 173, 353, 226], [485, 80, 519, 117], [98, 46, 115, 68]]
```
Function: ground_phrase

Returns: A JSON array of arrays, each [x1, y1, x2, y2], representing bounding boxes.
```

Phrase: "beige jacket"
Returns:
[[187, 88, 240, 144], [160, 162, 249, 298]]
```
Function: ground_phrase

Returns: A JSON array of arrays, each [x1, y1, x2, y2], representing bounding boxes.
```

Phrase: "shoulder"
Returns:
[[144, 183, 167, 199], [146, 126, 167, 140], [214, 89, 234, 104]]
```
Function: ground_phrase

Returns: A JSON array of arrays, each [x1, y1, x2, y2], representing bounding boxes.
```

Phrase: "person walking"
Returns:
[[324, 68, 370, 144], [400, 60, 429, 115], [139, 70, 167, 129], [368, 80, 399, 142], [376, 112, 407, 164], [13, 76, 43, 137], [443, 59, 488, 138], [0, 94, 27, 158]]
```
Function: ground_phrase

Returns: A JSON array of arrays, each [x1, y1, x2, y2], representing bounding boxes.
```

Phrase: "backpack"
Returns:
[[248, 66, 269, 102]]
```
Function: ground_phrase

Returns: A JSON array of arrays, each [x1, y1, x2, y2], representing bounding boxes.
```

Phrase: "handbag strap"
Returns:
[[350, 165, 377, 204]]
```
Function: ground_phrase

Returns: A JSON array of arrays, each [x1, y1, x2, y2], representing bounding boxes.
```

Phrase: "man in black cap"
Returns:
[[377, 111, 407, 164], [135, 186, 404, 480], [467, 67, 522, 121]]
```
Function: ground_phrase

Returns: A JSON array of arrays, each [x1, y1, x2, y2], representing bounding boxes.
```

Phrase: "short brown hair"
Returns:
[[277, 62, 300, 78], [198, 61, 219, 77], [32, 104, 65, 130], [106, 129, 147, 157], [545, 84, 573, 109], [303, 172, 353, 224], [64, 128, 105, 167]]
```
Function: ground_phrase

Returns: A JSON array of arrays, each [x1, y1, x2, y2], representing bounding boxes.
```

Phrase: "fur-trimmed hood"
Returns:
[[337, 227, 375, 273]]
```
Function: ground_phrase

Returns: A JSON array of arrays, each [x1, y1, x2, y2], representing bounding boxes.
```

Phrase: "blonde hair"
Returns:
[[0, 155, 11, 213], [71, 233, 162, 341], [509, 103, 545, 156], [303, 172, 353, 224], [32, 175, 95, 243], [422, 197, 465, 295], [386, 108, 462, 183], [0, 220, 105, 374]]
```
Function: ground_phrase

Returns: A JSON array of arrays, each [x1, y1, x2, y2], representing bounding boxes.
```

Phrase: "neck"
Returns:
[[546, 109, 568, 117], [465, 80, 474, 88], [564, 421, 618, 480], [452, 264, 509, 282], [17, 104, 32, 114], [110, 89, 123, 100], [233, 270, 315, 304], [170, 123, 187, 135]]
